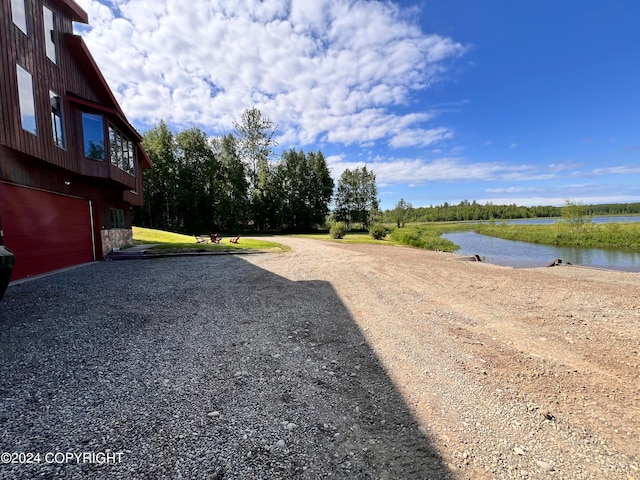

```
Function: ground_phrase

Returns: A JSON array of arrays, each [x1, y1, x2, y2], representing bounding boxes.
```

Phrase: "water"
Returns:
[[441, 216, 640, 271]]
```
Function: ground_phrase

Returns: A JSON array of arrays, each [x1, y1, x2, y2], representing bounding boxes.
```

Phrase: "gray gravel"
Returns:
[[0, 254, 450, 479]]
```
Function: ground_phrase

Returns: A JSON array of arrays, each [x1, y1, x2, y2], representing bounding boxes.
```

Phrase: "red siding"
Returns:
[[1, 0, 151, 280], [0, 0, 149, 192], [0, 183, 95, 279]]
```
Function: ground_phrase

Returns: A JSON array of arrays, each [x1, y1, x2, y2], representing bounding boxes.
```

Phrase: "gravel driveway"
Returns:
[[1, 237, 639, 479], [1, 246, 448, 479]]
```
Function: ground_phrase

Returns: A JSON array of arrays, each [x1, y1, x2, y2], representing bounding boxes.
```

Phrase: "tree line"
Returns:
[[382, 199, 640, 226], [133, 109, 337, 233]]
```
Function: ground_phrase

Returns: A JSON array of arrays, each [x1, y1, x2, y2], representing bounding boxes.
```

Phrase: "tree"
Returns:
[[233, 107, 278, 230], [278, 149, 310, 231], [233, 107, 278, 183], [393, 198, 412, 228], [307, 151, 334, 229], [212, 134, 249, 231], [277, 149, 335, 231], [560, 199, 592, 235], [174, 127, 221, 233], [137, 120, 179, 231], [334, 166, 379, 229], [133, 113, 333, 234]]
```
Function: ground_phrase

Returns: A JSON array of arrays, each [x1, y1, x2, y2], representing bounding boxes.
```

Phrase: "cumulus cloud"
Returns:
[[74, 0, 466, 147]]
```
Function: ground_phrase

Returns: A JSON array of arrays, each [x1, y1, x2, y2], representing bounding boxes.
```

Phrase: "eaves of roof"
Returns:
[[53, 0, 89, 24], [65, 34, 153, 169]]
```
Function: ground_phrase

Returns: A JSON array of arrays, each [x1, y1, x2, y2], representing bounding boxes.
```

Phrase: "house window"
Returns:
[[43, 6, 57, 64], [50, 91, 65, 148], [110, 209, 125, 229], [109, 125, 136, 176], [82, 112, 104, 159], [16, 65, 37, 135], [11, 0, 27, 35]]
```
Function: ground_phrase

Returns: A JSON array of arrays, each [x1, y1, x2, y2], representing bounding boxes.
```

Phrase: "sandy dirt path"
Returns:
[[245, 237, 640, 479]]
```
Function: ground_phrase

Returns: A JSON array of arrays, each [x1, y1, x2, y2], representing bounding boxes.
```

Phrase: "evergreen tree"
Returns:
[[278, 149, 309, 231], [334, 166, 379, 229], [174, 127, 220, 233], [139, 120, 178, 231], [307, 150, 335, 229], [213, 134, 249, 231]]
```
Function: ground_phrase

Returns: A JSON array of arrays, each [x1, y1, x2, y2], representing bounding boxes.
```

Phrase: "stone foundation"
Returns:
[[101, 228, 133, 255]]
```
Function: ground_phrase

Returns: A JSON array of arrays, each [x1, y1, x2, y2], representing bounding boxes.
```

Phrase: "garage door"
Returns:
[[0, 183, 96, 280]]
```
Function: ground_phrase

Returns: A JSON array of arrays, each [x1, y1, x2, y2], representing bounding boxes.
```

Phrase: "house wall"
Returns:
[[1, 0, 151, 277], [0, 0, 146, 194], [0, 144, 139, 261], [1, 0, 82, 171]]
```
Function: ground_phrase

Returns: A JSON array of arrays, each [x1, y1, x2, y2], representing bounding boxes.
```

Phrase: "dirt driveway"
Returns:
[[244, 237, 640, 479], [1, 236, 638, 479]]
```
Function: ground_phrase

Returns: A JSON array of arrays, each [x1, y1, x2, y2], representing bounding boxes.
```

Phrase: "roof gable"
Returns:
[[66, 34, 125, 118], [53, 0, 89, 24], [65, 34, 153, 169]]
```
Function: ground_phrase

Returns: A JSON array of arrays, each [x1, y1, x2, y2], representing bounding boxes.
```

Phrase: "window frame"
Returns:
[[43, 6, 58, 64], [108, 124, 137, 176], [50, 91, 65, 148], [11, 0, 28, 35], [16, 64, 37, 135], [81, 112, 105, 160], [110, 208, 126, 229]]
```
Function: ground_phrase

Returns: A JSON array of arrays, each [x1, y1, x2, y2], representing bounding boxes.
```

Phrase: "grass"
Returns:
[[132, 226, 289, 253], [388, 225, 459, 252], [132, 226, 195, 244], [291, 232, 402, 246], [474, 222, 640, 250], [291, 224, 460, 252]]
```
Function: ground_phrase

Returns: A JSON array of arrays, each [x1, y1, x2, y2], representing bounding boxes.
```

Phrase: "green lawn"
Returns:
[[290, 225, 460, 252], [131, 224, 467, 254], [132, 227, 289, 253], [290, 232, 402, 246]]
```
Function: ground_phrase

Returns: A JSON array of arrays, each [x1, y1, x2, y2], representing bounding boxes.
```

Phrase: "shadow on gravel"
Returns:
[[0, 255, 452, 479]]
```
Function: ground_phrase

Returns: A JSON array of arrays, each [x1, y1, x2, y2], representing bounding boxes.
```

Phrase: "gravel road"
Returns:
[[1, 236, 639, 479]]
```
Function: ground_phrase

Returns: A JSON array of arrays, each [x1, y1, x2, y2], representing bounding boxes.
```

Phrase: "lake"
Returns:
[[442, 216, 640, 271]]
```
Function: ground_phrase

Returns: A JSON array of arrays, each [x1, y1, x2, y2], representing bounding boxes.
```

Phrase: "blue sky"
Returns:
[[74, 0, 640, 211]]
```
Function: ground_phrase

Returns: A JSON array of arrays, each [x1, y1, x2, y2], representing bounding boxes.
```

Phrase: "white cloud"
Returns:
[[325, 156, 564, 186], [485, 187, 545, 194], [591, 165, 640, 175], [481, 194, 639, 208], [480, 182, 640, 207], [389, 127, 453, 148], [75, 0, 466, 147]]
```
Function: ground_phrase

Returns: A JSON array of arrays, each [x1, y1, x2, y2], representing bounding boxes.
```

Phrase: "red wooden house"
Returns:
[[0, 0, 152, 280]]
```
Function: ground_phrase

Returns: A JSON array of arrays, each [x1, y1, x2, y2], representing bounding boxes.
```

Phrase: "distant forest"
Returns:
[[381, 200, 640, 224]]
